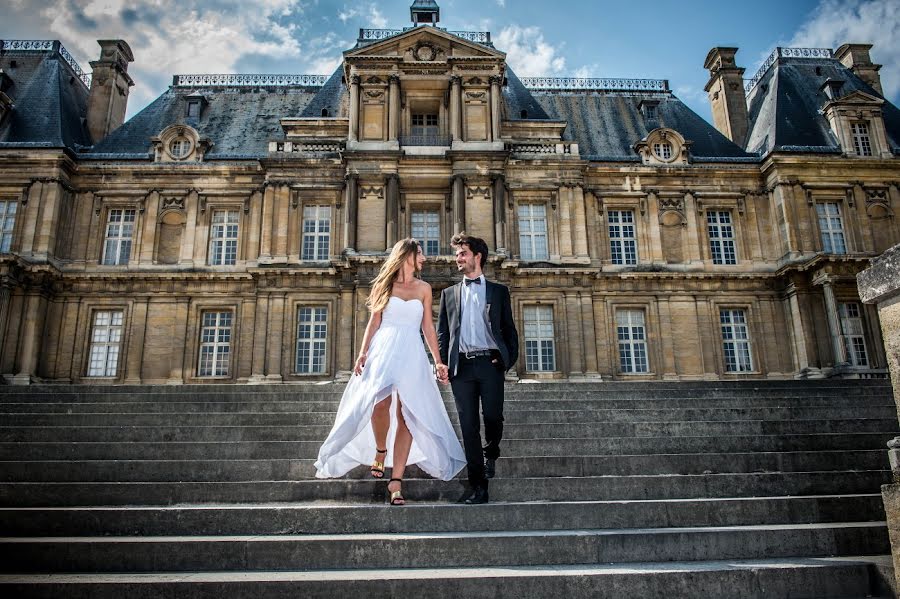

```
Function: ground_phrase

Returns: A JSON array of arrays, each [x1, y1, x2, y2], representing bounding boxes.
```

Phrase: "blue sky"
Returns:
[[2, 0, 898, 124]]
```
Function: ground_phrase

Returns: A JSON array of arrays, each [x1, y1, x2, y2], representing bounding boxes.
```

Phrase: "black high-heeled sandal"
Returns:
[[388, 478, 405, 506], [370, 448, 387, 479]]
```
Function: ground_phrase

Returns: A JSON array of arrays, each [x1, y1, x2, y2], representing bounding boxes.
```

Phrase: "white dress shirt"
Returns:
[[459, 274, 498, 353]]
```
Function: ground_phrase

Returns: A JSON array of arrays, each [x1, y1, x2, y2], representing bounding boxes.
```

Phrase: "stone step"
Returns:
[[0, 522, 889, 573], [0, 386, 891, 404], [0, 495, 885, 536], [2, 432, 892, 461], [0, 556, 893, 599], [0, 451, 889, 482], [1, 405, 895, 424], [3, 419, 895, 444], [0, 471, 890, 507]]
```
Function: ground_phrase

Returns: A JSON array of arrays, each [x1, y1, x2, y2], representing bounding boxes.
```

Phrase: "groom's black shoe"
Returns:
[[456, 488, 476, 504], [485, 458, 496, 479], [464, 485, 489, 505]]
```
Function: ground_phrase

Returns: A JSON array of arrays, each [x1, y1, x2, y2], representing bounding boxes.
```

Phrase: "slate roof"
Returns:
[[84, 76, 323, 160], [529, 86, 755, 161], [0, 47, 91, 150], [745, 55, 900, 156]]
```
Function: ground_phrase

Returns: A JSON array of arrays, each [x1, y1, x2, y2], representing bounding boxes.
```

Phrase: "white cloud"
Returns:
[[494, 25, 565, 76], [6, 0, 348, 117], [787, 0, 900, 100], [496, 0, 506, 7]]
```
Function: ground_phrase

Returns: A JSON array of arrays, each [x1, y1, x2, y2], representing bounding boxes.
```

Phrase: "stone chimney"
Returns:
[[86, 39, 134, 144], [834, 43, 883, 96], [703, 47, 749, 149]]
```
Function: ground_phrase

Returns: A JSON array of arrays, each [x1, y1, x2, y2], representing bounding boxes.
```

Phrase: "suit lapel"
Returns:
[[454, 282, 463, 331], [484, 279, 495, 310]]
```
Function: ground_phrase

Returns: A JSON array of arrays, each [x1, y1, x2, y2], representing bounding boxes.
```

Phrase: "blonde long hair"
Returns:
[[366, 238, 421, 313]]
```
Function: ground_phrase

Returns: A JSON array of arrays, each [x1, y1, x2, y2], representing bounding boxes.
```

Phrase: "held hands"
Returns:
[[353, 353, 367, 376], [435, 363, 449, 385]]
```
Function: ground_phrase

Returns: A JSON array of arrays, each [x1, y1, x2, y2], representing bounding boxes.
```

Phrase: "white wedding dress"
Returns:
[[314, 296, 466, 481]]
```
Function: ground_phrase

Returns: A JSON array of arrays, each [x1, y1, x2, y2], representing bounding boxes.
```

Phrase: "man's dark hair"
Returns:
[[450, 232, 489, 268]]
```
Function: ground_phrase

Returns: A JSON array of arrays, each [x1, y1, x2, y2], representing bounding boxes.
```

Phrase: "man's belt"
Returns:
[[461, 349, 493, 359]]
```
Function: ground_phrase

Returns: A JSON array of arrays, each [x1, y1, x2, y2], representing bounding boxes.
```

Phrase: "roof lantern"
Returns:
[[410, 0, 440, 26]]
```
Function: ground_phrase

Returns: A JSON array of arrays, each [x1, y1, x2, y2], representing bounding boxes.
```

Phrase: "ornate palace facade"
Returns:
[[0, 2, 898, 384]]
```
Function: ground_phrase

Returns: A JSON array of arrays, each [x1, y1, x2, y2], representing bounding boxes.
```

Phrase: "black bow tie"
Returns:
[[464, 277, 481, 286]]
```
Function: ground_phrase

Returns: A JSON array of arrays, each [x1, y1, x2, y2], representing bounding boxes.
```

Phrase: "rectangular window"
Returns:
[[851, 122, 872, 156], [518, 203, 549, 260], [608, 210, 637, 265], [411, 113, 439, 136], [301, 205, 331, 261], [707, 211, 737, 265], [296, 307, 328, 374], [720, 309, 753, 373], [87, 310, 124, 377], [839, 302, 869, 367], [617, 310, 648, 373], [0, 200, 16, 253], [209, 209, 239, 266], [102, 208, 135, 266], [524, 305, 556, 372], [197, 311, 232, 377], [816, 202, 847, 254], [411, 210, 440, 256]]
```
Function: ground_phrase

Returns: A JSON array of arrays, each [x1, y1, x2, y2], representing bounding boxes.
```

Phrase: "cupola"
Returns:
[[410, 0, 440, 26]]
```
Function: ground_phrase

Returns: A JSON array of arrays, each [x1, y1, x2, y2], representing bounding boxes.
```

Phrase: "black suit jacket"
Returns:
[[438, 279, 519, 378]]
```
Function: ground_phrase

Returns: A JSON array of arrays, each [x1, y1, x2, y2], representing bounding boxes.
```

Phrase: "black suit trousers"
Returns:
[[450, 355, 505, 488]]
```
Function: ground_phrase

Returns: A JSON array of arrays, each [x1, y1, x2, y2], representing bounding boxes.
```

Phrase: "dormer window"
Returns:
[[851, 122, 872, 156], [640, 100, 660, 121], [152, 124, 211, 162], [169, 137, 192, 159], [653, 142, 672, 160], [184, 93, 207, 119], [186, 101, 201, 118], [634, 128, 690, 165], [321, 108, 329, 117]]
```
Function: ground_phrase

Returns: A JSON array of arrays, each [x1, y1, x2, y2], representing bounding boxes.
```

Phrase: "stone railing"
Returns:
[[174, 74, 329, 88], [744, 47, 833, 94], [520, 77, 669, 92], [506, 141, 579, 157], [2, 40, 91, 87], [399, 134, 451, 147], [358, 28, 492, 47], [269, 140, 345, 155]]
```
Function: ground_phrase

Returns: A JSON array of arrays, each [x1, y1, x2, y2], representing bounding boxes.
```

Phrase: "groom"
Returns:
[[437, 232, 518, 505]]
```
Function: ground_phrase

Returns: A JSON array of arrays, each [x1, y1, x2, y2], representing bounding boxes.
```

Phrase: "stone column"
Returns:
[[580, 293, 600, 377], [785, 283, 813, 374], [273, 184, 290, 262], [12, 289, 45, 385], [124, 298, 148, 384], [449, 76, 462, 142], [558, 186, 574, 257], [452, 175, 466, 235], [259, 184, 275, 263], [388, 75, 400, 142], [646, 190, 664, 264], [385, 174, 400, 248], [565, 292, 583, 376], [489, 75, 502, 142], [180, 190, 198, 265], [167, 298, 189, 384], [857, 244, 900, 590], [349, 75, 360, 143], [139, 191, 159, 264], [572, 184, 588, 258], [0, 283, 12, 363], [249, 290, 269, 383], [336, 287, 355, 381], [343, 174, 359, 252], [492, 175, 506, 253], [820, 278, 848, 367]]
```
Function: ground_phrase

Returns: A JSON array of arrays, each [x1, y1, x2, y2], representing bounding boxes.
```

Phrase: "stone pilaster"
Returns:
[[449, 76, 462, 141], [489, 75, 502, 142], [11, 289, 45, 385], [349, 74, 360, 143], [388, 75, 400, 142], [452, 175, 466, 235], [344, 174, 359, 252], [492, 175, 506, 253], [385, 174, 400, 248]]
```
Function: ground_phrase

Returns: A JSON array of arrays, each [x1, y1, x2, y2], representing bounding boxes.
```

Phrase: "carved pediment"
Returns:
[[343, 26, 505, 62], [832, 90, 884, 105]]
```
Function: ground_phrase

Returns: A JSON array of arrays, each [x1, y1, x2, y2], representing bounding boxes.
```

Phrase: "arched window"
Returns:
[[321, 108, 329, 117]]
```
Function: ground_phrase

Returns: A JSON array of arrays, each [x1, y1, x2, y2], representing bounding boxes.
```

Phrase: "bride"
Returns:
[[314, 238, 466, 505]]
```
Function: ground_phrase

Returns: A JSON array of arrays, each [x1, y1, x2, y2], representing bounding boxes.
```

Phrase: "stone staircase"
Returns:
[[0, 380, 897, 598]]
